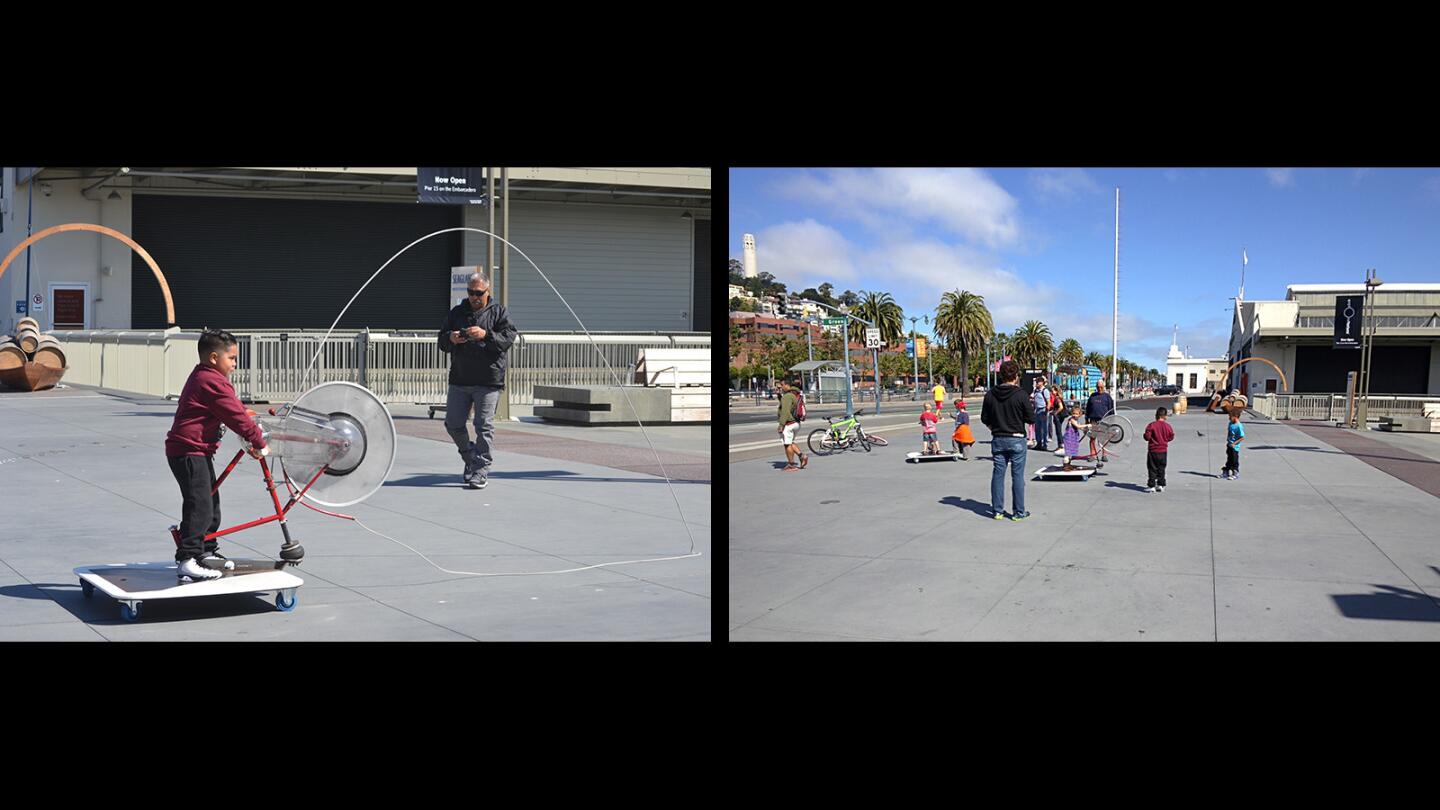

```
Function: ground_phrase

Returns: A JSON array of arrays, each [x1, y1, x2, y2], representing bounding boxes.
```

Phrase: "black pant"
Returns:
[[1146, 451, 1168, 488], [168, 455, 220, 562], [1224, 446, 1240, 475]]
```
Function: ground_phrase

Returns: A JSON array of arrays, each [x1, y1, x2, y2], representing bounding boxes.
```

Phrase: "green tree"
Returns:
[[880, 352, 912, 387], [818, 282, 836, 305], [728, 259, 744, 285], [1056, 338, 1084, 366], [932, 289, 993, 396], [1011, 320, 1055, 369], [853, 290, 905, 346], [839, 289, 860, 307]]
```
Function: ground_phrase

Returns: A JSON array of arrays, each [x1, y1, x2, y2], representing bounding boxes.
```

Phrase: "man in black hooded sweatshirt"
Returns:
[[981, 360, 1034, 521]]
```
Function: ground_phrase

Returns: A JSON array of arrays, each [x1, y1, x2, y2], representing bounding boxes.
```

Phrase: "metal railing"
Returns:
[[1296, 316, 1440, 328], [52, 328, 710, 404], [232, 330, 710, 405], [1250, 393, 1440, 421]]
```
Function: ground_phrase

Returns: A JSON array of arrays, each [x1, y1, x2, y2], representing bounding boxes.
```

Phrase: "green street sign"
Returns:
[[822, 317, 847, 326]]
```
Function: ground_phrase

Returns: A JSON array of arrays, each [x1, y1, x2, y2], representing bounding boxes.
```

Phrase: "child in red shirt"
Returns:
[[165, 329, 269, 580], [919, 402, 941, 455], [1142, 406, 1176, 492]]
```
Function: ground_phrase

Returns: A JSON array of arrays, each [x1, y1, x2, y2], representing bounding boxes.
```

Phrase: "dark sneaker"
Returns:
[[1010, 511, 1031, 521], [198, 552, 234, 571], [177, 557, 223, 580]]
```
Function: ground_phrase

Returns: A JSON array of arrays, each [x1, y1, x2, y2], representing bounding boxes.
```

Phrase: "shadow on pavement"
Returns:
[[1331, 584, 1440, 622]]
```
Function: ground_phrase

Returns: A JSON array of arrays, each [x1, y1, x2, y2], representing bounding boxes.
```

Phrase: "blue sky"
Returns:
[[729, 167, 1440, 371]]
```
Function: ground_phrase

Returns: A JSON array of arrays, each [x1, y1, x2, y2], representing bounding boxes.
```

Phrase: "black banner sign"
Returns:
[[418, 167, 487, 205], [1334, 295, 1362, 349]]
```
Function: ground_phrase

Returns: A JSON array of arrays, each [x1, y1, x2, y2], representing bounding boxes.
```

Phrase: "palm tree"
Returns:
[[853, 290, 905, 345], [932, 289, 993, 396], [1010, 320, 1055, 369], [1083, 351, 1106, 368], [1056, 338, 1084, 367]]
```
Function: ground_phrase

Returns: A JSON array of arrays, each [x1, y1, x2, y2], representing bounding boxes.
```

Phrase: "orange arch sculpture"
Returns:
[[0, 223, 175, 324], [1222, 356, 1288, 392]]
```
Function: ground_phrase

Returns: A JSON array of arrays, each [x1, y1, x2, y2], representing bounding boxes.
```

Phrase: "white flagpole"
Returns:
[[1240, 247, 1247, 301]]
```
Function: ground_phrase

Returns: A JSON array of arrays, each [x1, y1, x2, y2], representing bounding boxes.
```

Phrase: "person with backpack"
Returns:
[[777, 378, 808, 471]]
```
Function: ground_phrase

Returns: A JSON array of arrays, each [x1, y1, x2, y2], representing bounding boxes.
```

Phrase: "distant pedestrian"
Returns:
[[920, 401, 941, 455], [1032, 377, 1051, 452], [1086, 379, 1115, 464], [777, 379, 807, 471], [1142, 407, 1175, 492], [950, 399, 975, 460], [1222, 410, 1245, 480]]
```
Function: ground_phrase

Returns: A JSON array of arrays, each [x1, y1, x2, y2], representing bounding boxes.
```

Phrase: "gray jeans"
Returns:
[[445, 384, 502, 472]]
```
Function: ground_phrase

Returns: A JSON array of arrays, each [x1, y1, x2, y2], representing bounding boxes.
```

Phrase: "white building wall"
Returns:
[[2, 169, 133, 334]]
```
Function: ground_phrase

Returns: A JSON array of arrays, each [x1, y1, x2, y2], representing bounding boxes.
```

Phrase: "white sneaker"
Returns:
[[1144, 486, 1156, 493], [1156, 486, 1165, 492], [177, 557, 223, 580]]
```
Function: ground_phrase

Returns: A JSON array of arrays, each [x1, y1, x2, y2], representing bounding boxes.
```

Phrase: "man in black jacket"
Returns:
[[438, 271, 519, 489], [981, 360, 1034, 520]]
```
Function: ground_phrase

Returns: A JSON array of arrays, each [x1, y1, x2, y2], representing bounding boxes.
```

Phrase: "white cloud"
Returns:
[[1353, 168, 1373, 182], [754, 220, 861, 290], [1422, 175, 1440, 200], [1030, 168, 1104, 200], [1266, 168, 1296, 187], [750, 220, 1225, 370], [773, 168, 1022, 249], [1163, 169, 1181, 182]]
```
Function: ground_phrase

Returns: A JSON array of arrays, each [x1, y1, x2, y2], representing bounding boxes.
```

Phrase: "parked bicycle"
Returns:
[[807, 412, 889, 455]]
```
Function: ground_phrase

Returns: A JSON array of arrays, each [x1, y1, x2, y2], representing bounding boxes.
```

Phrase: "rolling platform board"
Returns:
[[1033, 464, 1097, 481], [907, 451, 962, 462], [74, 560, 304, 622]]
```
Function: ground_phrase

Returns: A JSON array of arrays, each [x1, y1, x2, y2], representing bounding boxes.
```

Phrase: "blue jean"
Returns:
[[444, 384, 502, 473], [990, 436, 1027, 515], [1033, 409, 1049, 447]]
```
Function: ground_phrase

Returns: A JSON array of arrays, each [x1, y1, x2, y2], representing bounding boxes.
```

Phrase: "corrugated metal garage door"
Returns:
[[132, 195, 461, 329], [464, 201, 693, 333]]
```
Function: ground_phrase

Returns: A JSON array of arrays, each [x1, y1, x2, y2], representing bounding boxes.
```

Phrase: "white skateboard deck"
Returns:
[[907, 451, 961, 462], [74, 560, 304, 621], [1033, 464, 1097, 481]]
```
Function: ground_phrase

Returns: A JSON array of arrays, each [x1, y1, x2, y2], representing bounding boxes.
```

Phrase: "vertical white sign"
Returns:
[[452, 266, 481, 309]]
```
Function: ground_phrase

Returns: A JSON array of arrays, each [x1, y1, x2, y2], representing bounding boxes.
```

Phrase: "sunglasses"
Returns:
[[468, 289, 489, 297]]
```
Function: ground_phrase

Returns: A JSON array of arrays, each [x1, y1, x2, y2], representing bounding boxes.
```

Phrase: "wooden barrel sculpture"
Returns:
[[32, 335, 66, 369], [0, 329, 67, 391], [16, 325, 40, 353]]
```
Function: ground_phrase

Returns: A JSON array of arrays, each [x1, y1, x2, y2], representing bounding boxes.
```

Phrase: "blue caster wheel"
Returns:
[[80, 579, 94, 598], [276, 589, 297, 612], [120, 603, 140, 622]]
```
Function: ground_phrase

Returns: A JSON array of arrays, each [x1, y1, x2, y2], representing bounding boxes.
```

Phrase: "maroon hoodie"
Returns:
[[1143, 419, 1175, 453], [164, 364, 267, 457]]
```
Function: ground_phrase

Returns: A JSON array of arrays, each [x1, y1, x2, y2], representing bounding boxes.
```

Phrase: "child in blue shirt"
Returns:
[[1222, 412, 1245, 480]]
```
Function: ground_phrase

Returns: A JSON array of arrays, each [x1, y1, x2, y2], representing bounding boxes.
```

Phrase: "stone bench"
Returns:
[[533, 385, 673, 424]]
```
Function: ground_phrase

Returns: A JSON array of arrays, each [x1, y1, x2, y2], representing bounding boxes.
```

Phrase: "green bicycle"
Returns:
[[807, 412, 889, 456]]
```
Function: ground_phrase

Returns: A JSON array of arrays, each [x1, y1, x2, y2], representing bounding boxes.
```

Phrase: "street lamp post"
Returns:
[[813, 300, 879, 417], [908, 316, 922, 400], [924, 314, 935, 393], [1356, 269, 1383, 429]]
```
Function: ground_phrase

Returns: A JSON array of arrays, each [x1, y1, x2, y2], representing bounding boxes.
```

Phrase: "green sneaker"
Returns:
[[992, 511, 1006, 520], [1010, 511, 1031, 521]]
